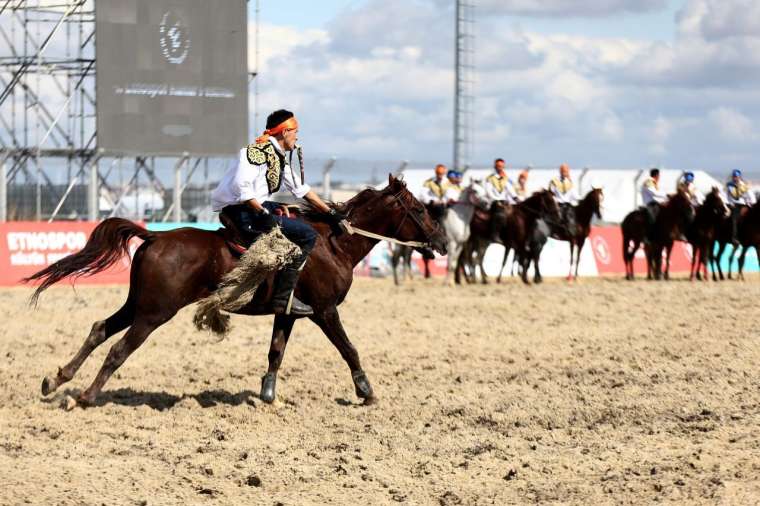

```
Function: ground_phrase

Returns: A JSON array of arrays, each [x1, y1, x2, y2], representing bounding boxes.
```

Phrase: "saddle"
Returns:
[[216, 212, 248, 256]]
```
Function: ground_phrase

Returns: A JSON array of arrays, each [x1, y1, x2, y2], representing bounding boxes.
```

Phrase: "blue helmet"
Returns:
[[447, 170, 458, 179], [684, 172, 694, 183], [732, 169, 742, 178]]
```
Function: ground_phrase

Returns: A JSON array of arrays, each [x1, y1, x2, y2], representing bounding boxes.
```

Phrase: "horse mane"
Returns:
[[299, 182, 401, 221]]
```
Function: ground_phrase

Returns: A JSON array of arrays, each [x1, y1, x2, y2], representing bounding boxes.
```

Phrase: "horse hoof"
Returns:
[[41, 376, 57, 396], [352, 370, 374, 399], [260, 373, 277, 404], [61, 395, 78, 411], [362, 395, 378, 406], [75, 394, 95, 408]]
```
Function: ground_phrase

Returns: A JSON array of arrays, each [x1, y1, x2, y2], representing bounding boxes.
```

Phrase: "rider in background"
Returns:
[[725, 169, 756, 242], [515, 170, 529, 202], [211, 109, 344, 317], [641, 168, 667, 234], [676, 171, 704, 206], [549, 163, 578, 233], [485, 158, 518, 241], [444, 169, 464, 204], [484, 158, 518, 204], [419, 164, 449, 221]]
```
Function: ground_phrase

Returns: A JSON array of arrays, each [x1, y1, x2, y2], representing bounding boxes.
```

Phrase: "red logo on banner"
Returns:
[[0, 222, 142, 286], [589, 226, 693, 275]]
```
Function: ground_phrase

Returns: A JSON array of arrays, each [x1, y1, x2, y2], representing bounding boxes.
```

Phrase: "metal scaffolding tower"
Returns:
[[0, 0, 96, 221], [0, 1, 254, 223], [453, 0, 475, 172]]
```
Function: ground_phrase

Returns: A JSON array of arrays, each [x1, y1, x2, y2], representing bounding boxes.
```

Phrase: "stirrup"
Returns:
[[272, 294, 313, 317]]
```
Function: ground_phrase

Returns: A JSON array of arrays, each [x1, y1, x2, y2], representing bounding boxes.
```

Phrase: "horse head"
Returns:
[[669, 188, 696, 227], [534, 189, 562, 224], [705, 187, 730, 218], [463, 181, 490, 210], [380, 174, 447, 255], [587, 187, 604, 220]]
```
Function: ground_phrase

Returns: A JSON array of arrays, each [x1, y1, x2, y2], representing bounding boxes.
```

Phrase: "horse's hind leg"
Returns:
[[260, 315, 296, 404], [310, 306, 374, 405], [76, 317, 164, 406], [41, 300, 135, 396]]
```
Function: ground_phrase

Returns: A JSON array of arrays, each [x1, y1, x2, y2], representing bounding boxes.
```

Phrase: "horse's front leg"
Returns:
[[567, 241, 575, 281], [664, 243, 673, 281], [260, 314, 296, 404], [310, 306, 375, 405], [575, 238, 586, 280]]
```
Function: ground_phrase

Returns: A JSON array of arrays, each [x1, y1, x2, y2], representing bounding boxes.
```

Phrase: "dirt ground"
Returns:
[[0, 276, 759, 505]]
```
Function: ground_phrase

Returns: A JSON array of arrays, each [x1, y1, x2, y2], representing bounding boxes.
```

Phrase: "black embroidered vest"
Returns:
[[246, 142, 286, 195]]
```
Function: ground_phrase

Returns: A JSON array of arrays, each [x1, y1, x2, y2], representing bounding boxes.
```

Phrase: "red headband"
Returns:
[[256, 117, 299, 144]]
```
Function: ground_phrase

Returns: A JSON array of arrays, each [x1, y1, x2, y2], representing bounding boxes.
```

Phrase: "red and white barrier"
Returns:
[[0, 222, 140, 286]]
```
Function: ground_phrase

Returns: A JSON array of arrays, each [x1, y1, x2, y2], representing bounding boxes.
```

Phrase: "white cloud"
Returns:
[[251, 0, 760, 174], [438, 0, 668, 17], [708, 107, 756, 142]]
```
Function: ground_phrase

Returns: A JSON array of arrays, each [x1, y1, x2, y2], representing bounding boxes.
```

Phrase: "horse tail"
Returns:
[[24, 218, 156, 305]]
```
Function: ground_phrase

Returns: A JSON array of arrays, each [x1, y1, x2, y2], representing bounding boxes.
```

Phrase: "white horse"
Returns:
[[442, 182, 488, 285]]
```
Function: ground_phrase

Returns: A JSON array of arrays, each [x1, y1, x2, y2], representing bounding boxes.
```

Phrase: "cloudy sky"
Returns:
[[251, 0, 760, 175]]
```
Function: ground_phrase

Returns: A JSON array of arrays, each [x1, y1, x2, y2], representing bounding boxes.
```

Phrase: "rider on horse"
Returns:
[[725, 169, 756, 242], [485, 158, 518, 241], [677, 171, 704, 206], [515, 170, 529, 202], [211, 109, 345, 317], [484, 158, 518, 204], [419, 164, 449, 221], [444, 169, 464, 204], [549, 163, 578, 234], [641, 168, 667, 236]]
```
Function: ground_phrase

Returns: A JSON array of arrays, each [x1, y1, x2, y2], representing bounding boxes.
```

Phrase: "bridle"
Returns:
[[342, 189, 434, 249]]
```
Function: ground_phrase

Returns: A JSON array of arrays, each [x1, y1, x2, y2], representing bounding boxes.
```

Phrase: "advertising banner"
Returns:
[[0, 222, 142, 287]]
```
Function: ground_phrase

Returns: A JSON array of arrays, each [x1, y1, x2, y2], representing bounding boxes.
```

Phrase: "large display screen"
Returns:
[[96, 0, 248, 156]]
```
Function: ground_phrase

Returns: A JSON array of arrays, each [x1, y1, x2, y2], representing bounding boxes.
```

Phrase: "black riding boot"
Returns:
[[271, 265, 313, 317], [731, 207, 740, 243]]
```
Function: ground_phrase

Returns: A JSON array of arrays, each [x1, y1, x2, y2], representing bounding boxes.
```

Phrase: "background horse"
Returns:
[[686, 188, 729, 281], [26, 175, 446, 407], [550, 188, 604, 281], [621, 207, 649, 280], [471, 190, 560, 285], [441, 184, 488, 285], [390, 244, 435, 285], [731, 203, 760, 280], [711, 204, 756, 280], [649, 190, 696, 280]]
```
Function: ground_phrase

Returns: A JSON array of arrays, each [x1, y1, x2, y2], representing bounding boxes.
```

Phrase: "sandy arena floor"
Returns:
[[0, 276, 759, 505]]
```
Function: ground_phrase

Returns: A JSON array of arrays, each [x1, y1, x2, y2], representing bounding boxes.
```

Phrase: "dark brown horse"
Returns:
[[648, 190, 695, 280], [550, 188, 604, 280], [711, 204, 757, 281], [26, 176, 446, 407], [621, 190, 694, 280], [685, 188, 729, 281], [468, 190, 561, 285], [712, 203, 760, 281]]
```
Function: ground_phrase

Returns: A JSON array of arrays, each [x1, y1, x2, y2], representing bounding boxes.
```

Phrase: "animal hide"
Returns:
[[193, 227, 302, 336]]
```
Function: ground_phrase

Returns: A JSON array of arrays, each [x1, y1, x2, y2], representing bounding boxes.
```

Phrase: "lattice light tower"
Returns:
[[453, 0, 475, 172], [0, 0, 96, 221]]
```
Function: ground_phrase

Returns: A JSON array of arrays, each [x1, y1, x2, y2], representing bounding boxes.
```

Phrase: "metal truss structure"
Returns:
[[0, 0, 250, 223], [453, 0, 475, 172]]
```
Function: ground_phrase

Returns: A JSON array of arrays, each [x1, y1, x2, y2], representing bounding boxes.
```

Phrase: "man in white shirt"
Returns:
[[484, 158, 518, 204], [641, 168, 667, 231], [676, 171, 704, 206], [211, 109, 343, 317], [725, 169, 756, 242], [549, 163, 578, 234], [444, 169, 463, 204]]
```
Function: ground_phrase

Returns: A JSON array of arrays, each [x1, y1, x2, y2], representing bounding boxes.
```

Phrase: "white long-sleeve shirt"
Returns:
[[549, 176, 577, 205], [641, 177, 667, 205], [725, 180, 756, 206], [418, 177, 448, 205], [485, 174, 517, 203], [211, 138, 311, 211], [677, 180, 704, 206]]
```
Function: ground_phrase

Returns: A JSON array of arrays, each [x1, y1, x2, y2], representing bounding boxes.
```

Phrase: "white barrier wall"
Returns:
[[400, 168, 723, 224]]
